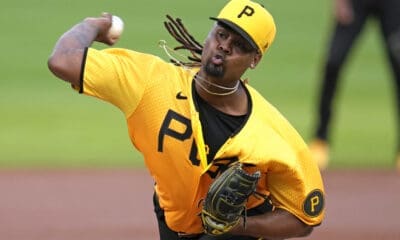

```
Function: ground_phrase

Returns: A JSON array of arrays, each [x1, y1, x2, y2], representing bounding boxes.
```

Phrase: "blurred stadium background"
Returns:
[[0, 0, 397, 169]]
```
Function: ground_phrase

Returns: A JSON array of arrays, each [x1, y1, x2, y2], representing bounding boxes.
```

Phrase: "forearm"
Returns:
[[48, 21, 99, 85], [48, 13, 114, 86], [231, 208, 313, 240]]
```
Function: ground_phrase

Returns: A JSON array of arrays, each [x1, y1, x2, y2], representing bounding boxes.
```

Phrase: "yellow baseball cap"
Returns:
[[210, 0, 276, 54]]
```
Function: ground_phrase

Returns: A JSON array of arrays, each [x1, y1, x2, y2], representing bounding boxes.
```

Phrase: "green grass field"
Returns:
[[0, 0, 397, 169]]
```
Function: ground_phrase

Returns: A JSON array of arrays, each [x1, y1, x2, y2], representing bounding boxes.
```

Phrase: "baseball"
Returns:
[[108, 15, 124, 38]]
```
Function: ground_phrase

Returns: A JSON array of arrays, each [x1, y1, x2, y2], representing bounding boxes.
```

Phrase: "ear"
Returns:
[[250, 53, 262, 69]]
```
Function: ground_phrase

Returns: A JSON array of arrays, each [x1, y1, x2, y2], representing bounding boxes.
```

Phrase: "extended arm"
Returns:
[[231, 208, 313, 240], [47, 13, 118, 86]]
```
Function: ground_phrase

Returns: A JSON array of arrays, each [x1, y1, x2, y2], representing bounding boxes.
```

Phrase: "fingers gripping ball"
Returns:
[[201, 163, 261, 236], [108, 15, 124, 39]]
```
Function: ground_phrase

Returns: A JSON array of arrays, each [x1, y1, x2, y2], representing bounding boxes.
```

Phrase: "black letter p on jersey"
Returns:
[[158, 110, 192, 152]]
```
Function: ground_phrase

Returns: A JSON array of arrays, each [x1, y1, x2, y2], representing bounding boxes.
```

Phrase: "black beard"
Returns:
[[204, 59, 224, 78]]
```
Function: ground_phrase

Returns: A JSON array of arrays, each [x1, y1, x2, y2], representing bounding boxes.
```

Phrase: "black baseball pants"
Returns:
[[315, 0, 400, 152]]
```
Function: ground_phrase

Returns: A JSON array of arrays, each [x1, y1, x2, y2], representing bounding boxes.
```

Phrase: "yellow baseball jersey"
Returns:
[[77, 47, 325, 234]]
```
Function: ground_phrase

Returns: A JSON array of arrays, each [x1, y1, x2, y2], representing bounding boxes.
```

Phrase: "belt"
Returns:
[[178, 232, 203, 239]]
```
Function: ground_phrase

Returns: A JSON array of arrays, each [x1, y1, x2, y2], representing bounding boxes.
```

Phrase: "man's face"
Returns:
[[201, 23, 259, 80]]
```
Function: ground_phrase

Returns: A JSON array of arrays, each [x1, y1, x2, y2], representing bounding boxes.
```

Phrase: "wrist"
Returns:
[[230, 217, 246, 235], [81, 19, 101, 36]]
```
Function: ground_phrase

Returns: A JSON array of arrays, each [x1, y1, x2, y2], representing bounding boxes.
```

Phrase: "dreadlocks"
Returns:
[[163, 15, 203, 67]]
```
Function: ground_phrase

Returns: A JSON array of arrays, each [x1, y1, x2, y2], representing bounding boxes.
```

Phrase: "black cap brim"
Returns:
[[210, 17, 258, 52]]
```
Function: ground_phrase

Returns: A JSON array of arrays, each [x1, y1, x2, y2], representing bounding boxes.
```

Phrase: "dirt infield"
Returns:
[[0, 169, 399, 240]]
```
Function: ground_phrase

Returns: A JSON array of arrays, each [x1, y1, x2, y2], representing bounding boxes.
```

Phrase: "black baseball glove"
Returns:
[[201, 163, 261, 236]]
